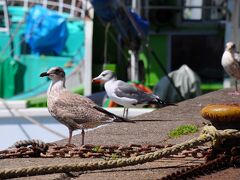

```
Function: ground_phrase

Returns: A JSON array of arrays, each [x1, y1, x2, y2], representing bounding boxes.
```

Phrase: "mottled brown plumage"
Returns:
[[40, 67, 131, 145]]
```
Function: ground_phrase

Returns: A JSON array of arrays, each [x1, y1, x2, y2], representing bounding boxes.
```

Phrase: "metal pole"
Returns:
[[130, 0, 141, 82], [129, 50, 139, 81], [132, 0, 141, 14], [83, 20, 93, 96], [104, 23, 111, 66]]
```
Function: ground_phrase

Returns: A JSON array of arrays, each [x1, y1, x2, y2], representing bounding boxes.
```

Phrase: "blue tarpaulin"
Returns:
[[91, 0, 149, 50], [25, 5, 68, 55], [91, 0, 117, 22], [129, 10, 149, 36]]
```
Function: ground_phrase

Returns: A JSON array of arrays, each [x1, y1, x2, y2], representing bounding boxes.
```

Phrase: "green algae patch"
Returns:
[[168, 124, 198, 138]]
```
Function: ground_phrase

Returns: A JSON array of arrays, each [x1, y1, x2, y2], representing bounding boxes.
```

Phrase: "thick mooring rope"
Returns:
[[0, 125, 240, 179], [10, 139, 48, 149]]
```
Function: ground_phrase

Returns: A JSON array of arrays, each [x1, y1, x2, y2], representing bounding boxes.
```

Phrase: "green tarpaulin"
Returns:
[[0, 58, 25, 98]]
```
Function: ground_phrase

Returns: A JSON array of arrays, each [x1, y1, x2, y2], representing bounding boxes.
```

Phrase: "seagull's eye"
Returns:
[[55, 69, 60, 73], [102, 73, 106, 76]]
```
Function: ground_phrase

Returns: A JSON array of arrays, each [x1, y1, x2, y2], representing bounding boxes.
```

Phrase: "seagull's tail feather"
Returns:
[[151, 97, 177, 107], [93, 106, 135, 123]]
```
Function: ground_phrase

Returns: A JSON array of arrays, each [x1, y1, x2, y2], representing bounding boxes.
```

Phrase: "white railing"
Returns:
[[6, 0, 92, 19]]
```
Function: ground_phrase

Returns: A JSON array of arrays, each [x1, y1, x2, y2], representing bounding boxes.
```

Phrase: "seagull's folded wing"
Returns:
[[52, 91, 113, 124], [115, 81, 156, 104]]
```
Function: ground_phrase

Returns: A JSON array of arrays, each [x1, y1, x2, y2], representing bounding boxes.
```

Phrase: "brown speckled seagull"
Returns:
[[221, 41, 240, 95], [40, 67, 132, 145]]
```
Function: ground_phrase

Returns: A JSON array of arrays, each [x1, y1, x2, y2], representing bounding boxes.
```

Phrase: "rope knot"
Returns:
[[200, 124, 221, 147]]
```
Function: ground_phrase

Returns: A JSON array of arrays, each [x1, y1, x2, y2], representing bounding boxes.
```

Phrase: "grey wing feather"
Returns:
[[115, 81, 156, 104], [115, 81, 139, 95]]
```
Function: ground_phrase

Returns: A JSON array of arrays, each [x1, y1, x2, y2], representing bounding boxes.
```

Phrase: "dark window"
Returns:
[[171, 35, 224, 82]]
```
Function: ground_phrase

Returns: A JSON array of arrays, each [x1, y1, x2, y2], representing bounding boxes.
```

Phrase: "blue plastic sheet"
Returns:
[[91, 0, 117, 22], [129, 10, 149, 37], [25, 5, 68, 55], [92, 0, 149, 36], [92, 0, 149, 48]]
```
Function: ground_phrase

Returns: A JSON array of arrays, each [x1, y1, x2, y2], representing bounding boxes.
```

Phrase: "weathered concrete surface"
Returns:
[[1, 87, 240, 179]]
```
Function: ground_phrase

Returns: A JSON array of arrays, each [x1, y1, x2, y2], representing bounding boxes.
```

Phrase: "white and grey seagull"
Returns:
[[40, 66, 132, 145], [93, 70, 175, 118], [221, 41, 240, 95]]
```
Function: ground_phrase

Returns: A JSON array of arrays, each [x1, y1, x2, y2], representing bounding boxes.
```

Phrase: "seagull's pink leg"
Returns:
[[68, 129, 73, 145], [81, 129, 85, 145], [228, 80, 240, 95]]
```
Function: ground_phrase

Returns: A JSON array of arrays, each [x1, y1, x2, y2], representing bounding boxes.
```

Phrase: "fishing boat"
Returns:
[[0, 0, 93, 100]]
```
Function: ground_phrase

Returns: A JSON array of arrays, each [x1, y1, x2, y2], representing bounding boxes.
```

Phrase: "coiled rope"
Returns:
[[0, 125, 240, 179], [10, 139, 48, 150]]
